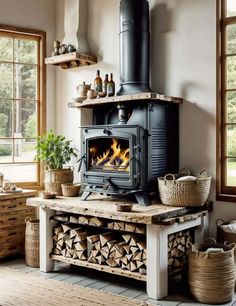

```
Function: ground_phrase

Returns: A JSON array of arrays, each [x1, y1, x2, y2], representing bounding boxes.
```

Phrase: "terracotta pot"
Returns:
[[44, 168, 73, 196]]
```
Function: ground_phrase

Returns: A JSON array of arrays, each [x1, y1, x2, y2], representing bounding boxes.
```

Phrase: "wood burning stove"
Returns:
[[80, 100, 179, 205], [78, 0, 181, 205]]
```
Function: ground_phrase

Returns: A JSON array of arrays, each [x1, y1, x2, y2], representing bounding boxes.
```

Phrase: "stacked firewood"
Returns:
[[52, 224, 88, 260], [53, 214, 104, 227], [107, 221, 145, 234], [168, 230, 192, 271], [87, 232, 147, 274]]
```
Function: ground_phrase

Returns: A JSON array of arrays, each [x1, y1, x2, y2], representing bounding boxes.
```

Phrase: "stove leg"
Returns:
[[135, 191, 151, 206], [81, 190, 92, 200]]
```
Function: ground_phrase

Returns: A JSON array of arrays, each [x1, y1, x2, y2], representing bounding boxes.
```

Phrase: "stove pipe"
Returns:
[[116, 0, 152, 96]]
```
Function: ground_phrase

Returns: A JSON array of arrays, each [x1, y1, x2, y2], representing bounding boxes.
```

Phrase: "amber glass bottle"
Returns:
[[94, 70, 102, 94], [103, 74, 109, 95], [107, 73, 115, 97]]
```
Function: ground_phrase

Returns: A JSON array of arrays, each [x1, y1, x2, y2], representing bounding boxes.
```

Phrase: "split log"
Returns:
[[96, 255, 106, 265], [61, 224, 72, 234], [89, 217, 104, 227], [87, 234, 100, 244], [100, 232, 113, 247], [53, 214, 69, 222], [54, 226, 63, 235], [70, 227, 83, 239], [94, 241, 101, 251], [68, 215, 78, 223], [74, 241, 87, 252], [137, 241, 146, 251], [134, 225, 145, 234], [74, 232, 87, 243], [106, 258, 118, 267], [125, 223, 136, 232], [107, 240, 118, 251], [78, 216, 90, 224], [65, 238, 74, 249], [122, 234, 132, 244]]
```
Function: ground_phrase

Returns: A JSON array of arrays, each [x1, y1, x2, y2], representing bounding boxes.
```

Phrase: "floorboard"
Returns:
[[0, 258, 235, 306]]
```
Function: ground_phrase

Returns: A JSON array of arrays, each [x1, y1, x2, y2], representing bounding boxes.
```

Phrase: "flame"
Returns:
[[90, 138, 130, 172]]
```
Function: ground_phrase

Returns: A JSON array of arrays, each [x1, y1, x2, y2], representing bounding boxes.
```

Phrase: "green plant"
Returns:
[[0, 145, 12, 156], [35, 130, 77, 170]]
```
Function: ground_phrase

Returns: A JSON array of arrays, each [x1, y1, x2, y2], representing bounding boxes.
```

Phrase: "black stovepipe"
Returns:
[[116, 0, 152, 96]]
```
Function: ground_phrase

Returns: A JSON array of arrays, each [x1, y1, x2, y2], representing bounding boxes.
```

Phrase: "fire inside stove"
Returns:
[[88, 138, 130, 173]]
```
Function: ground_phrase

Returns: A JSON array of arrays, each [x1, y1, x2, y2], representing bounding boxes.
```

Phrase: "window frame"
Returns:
[[0, 24, 46, 189], [217, 1, 236, 201]]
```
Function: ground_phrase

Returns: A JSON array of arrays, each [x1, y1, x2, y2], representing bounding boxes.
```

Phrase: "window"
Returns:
[[0, 26, 46, 188], [217, 0, 236, 200]]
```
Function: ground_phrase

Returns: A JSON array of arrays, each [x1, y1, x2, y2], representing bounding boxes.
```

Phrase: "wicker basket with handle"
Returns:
[[188, 238, 236, 304], [158, 169, 212, 207]]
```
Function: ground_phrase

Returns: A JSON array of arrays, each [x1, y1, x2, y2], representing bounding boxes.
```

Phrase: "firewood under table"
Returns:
[[27, 194, 211, 301]]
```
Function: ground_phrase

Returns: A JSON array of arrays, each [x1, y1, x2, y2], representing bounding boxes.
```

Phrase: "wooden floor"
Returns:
[[0, 258, 236, 306]]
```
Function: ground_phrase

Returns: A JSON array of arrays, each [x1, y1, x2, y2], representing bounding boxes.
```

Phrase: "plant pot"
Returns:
[[44, 168, 73, 196]]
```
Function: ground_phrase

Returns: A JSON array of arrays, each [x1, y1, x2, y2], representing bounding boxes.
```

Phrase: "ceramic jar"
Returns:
[[76, 82, 91, 98], [87, 89, 97, 99]]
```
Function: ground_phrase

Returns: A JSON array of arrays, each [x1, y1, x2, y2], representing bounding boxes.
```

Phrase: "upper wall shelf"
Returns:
[[68, 92, 183, 109], [45, 52, 97, 69]]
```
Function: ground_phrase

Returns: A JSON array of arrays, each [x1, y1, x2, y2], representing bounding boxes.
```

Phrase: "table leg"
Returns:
[[39, 207, 55, 272], [147, 224, 168, 300], [194, 213, 209, 243]]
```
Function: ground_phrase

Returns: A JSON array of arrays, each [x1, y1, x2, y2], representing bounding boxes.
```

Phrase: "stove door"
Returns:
[[82, 125, 143, 190]]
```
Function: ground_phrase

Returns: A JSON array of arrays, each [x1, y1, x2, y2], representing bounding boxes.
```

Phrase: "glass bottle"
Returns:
[[94, 70, 102, 94], [103, 74, 109, 95], [107, 73, 115, 97]]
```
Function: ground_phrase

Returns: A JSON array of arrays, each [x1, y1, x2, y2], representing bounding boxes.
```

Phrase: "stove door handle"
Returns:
[[77, 154, 86, 173]]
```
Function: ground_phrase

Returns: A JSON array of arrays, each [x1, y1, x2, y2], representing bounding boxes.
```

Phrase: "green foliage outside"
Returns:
[[35, 130, 77, 170], [0, 37, 37, 148]]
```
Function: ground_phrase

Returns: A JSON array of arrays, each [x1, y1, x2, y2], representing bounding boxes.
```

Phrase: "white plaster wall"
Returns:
[[0, 0, 57, 130], [55, 0, 236, 234]]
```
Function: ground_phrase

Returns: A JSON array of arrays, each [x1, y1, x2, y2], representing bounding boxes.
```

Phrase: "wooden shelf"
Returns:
[[68, 92, 183, 109], [45, 52, 97, 69], [51, 254, 146, 281]]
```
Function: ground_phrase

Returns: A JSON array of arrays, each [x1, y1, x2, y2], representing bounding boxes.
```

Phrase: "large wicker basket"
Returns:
[[188, 238, 235, 304], [158, 170, 212, 207], [25, 217, 39, 268]]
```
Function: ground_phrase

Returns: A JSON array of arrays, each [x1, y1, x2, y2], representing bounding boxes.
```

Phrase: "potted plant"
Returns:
[[35, 130, 77, 195]]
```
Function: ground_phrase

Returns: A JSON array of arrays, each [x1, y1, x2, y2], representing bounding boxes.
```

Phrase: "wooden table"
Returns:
[[27, 195, 210, 300]]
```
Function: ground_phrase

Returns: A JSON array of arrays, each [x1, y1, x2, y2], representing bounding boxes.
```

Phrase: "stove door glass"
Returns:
[[88, 138, 130, 173]]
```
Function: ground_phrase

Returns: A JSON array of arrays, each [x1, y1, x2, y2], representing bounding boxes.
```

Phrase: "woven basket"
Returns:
[[188, 238, 236, 304], [25, 217, 39, 268], [158, 169, 212, 207], [61, 183, 81, 197], [216, 219, 236, 244], [44, 168, 73, 196]]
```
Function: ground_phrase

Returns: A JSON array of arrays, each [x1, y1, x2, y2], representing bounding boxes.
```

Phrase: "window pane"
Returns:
[[227, 56, 236, 89], [0, 37, 13, 61], [227, 0, 236, 17], [227, 158, 236, 186], [14, 39, 37, 64], [14, 139, 36, 162], [14, 64, 37, 99], [13, 101, 37, 137], [0, 63, 13, 98], [227, 24, 236, 54], [0, 163, 37, 182], [227, 125, 236, 156], [0, 139, 13, 163], [0, 99, 12, 137]]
